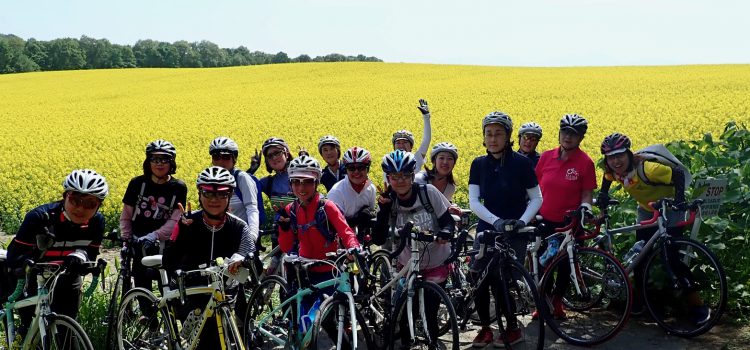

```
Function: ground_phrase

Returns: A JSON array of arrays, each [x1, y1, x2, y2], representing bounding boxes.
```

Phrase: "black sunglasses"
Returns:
[[346, 164, 368, 172], [211, 154, 234, 161]]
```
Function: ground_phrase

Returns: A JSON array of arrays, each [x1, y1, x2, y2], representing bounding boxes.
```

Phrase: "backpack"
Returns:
[[232, 169, 267, 225], [634, 144, 692, 188], [390, 184, 440, 233], [289, 198, 337, 245]]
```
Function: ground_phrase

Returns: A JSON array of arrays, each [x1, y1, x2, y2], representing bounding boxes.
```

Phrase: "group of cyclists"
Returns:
[[2, 97, 708, 349]]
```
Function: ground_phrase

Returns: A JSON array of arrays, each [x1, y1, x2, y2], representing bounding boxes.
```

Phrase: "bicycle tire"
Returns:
[[105, 268, 133, 350], [312, 296, 377, 349], [29, 314, 95, 350], [218, 306, 245, 350], [439, 260, 496, 336], [243, 274, 291, 349], [391, 280, 459, 350], [642, 237, 727, 338], [116, 287, 174, 350], [540, 247, 631, 346], [494, 259, 546, 350]]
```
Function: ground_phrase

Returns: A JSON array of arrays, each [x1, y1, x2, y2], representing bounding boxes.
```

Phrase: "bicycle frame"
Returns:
[[136, 257, 247, 350], [3, 262, 103, 350], [255, 255, 357, 349], [367, 232, 433, 344], [596, 200, 701, 276]]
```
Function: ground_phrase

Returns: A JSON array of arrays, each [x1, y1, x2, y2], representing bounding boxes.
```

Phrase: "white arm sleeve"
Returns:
[[468, 184, 499, 225], [520, 185, 543, 224], [416, 113, 432, 162], [237, 172, 259, 242]]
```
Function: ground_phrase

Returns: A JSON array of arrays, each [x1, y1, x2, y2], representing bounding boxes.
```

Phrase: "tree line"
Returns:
[[0, 34, 382, 74]]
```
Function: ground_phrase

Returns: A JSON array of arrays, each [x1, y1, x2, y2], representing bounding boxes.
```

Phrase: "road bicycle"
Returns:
[[593, 198, 727, 337], [525, 212, 632, 346], [1, 255, 106, 350], [116, 255, 248, 349], [358, 222, 460, 350], [243, 250, 375, 349]]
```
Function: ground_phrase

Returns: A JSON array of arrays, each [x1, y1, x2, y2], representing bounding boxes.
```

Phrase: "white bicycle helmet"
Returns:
[[146, 139, 177, 157], [317, 135, 341, 154], [288, 155, 323, 180], [392, 130, 415, 147], [518, 122, 543, 139], [560, 114, 588, 135], [382, 150, 417, 174], [342, 147, 372, 165], [430, 142, 458, 161], [482, 111, 513, 133], [196, 166, 236, 189], [63, 169, 109, 200], [209, 137, 239, 155]]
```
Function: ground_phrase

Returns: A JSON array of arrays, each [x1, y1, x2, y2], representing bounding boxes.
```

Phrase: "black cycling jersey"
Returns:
[[122, 175, 187, 237], [321, 163, 346, 192], [163, 211, 254, 274], [7, 201, 104, 269]]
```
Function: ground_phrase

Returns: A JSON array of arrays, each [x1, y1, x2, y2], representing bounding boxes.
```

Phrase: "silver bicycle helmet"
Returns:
[[288, 155, 323, 180], [482, 111, 513, 133], [209, 137, 239, 155], [518, 122, 543, 139]]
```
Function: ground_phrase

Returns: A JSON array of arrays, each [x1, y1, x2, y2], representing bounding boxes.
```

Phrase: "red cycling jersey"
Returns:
[[278, 195, 360, 272]]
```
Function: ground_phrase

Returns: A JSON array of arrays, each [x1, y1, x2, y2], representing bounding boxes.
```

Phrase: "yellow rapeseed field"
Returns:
[[1, 63, 749, 232]]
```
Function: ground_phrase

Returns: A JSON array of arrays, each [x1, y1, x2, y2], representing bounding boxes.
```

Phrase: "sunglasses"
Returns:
[[346, 164, 368, 172], [522, 134, 540, 142], [67, 193, 101, 210], [266, 150, 285, 159], [149, 156, 173, 164], [211, 154, 234, 161], [388, 172, 414, 182], [200, 190, 231, 200], [290, 178, 316, 186]]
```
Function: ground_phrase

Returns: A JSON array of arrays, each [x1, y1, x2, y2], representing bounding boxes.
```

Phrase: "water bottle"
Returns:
[[180, 308, 201, 340], [623, 240, 645, 266], [539, 238, 560, 267], [299, 298, 321, 333]]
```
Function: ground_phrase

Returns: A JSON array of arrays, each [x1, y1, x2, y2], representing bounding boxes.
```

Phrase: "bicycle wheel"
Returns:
[[217, 306, 245, 350], [105, 269, 133, 349], [492, 259, 545, 350], [243, 274, 292, 349], [29, 314, 94, 350], [642, 237, 727, 337], [392, 280, 459, 350], [540, 247, 631, 346], [438, 259, 496, 336], [116, 287, 174, 350], [313, 296, 376, 349]]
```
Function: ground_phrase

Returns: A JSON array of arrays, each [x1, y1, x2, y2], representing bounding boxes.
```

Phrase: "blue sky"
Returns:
[[2, 0, 748, 66]]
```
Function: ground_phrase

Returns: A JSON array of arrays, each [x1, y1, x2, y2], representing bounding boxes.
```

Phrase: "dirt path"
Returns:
[[460, 317, 750, 350]]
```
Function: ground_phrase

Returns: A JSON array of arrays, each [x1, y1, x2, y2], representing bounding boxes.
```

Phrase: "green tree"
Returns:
[[79, 35, 113, 68], [271, 51, 290, 64], [295, 54, 312, 63], [46, 38, 86, 70], [196, 40, 224, 67], [24, 38, 48, 68], [133, 39, 162, 67], [158, 41, 180, 68], [173, 40, 202, 68]]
